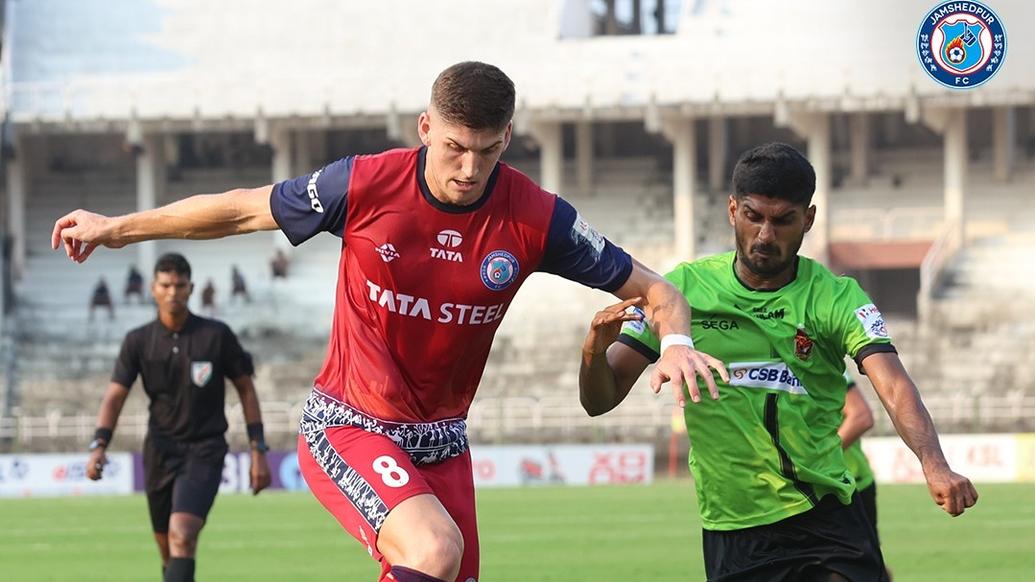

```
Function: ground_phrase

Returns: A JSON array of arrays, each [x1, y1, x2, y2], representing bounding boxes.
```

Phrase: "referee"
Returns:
[[86, 253, 271, 582]]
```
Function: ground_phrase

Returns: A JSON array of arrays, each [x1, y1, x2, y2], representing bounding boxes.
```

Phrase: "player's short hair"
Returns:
[[431, 61, 515, 132], [154, 253, 192, 280], [731, 142, 816, 206]]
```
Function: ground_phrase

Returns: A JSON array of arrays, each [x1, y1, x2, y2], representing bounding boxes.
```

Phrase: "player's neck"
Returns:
[[733, 256, 797, 291], [158, 310, 190, 332]]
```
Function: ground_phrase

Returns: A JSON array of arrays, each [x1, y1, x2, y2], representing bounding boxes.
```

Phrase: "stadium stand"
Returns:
[[3, 0, 1035, 451]]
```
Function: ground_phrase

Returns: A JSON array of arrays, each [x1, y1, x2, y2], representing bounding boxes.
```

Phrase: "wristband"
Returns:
[[246, 422, 267, 451], [94, 427, 113, 445], [660, 334, 695, 354]]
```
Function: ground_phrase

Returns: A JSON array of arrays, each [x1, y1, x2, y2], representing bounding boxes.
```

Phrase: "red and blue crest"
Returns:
[[917, 1, 1006, 89]]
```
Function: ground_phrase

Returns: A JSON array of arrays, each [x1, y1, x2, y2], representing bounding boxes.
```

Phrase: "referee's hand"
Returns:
[[250, 450, 272, 495], [86, 449, 107, 481]]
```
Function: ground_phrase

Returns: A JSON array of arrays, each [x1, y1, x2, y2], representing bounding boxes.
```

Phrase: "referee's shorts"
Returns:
[[143, 435, 228, 533], [702, 492, 888, 582]]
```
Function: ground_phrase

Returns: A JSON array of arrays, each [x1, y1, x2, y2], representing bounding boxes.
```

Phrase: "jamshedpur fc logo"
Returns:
[[917, 1, 1006, 89]]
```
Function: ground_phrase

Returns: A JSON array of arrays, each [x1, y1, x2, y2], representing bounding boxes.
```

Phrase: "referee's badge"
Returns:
[[191, 361, 213, 387]]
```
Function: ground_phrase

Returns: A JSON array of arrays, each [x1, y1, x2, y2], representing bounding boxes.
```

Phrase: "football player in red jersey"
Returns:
[[53, 61, 727, 582]]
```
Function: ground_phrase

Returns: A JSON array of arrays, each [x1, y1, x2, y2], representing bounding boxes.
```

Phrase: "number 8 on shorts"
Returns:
[[372, 455, 410, 487]]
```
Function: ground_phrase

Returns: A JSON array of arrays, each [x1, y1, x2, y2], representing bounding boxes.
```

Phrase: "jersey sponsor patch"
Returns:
[[854, 303, 889, 340], [191, 361, 213, 387], [621, 306, 647, 334], [306, 169, 325, 213], [572, 212, 606, 258], [728, 361, 809, 395], [376, 242, 400, 263]]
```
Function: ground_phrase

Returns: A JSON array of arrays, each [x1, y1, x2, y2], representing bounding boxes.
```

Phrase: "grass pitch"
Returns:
[[1, 481, 1032, 581]]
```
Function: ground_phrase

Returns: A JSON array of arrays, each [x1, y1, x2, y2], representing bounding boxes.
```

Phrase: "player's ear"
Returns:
[[417, 111, 432, 147], [803, 204, 816, 233], [501, 120, 513, 152], [727, 195, 737, 226]]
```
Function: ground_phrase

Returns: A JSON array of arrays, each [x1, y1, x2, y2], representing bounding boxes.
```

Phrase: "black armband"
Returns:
[[246, 422, 265, 444]]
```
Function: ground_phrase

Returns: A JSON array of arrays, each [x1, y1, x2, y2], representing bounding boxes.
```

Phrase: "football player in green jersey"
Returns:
[[580, 143, 976, 581]]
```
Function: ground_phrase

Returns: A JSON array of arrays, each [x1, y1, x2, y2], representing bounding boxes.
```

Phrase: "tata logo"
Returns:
[[436, 230, 463, 248], [431, 229, 464, 263], [306, 169, 325, 213]]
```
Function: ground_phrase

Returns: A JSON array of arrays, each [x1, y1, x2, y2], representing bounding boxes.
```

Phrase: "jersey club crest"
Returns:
[[793, 327, 814, 361], [917, 1, 1006, 89], [191, 361, 213, 387], [480, 250, 520, 291]]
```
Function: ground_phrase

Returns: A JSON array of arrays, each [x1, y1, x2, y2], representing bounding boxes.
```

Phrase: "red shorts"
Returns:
[[297, 427, 479, 582]]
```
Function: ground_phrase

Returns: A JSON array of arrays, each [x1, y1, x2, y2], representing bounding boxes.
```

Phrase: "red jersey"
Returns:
[[271, 147, 631, 422]]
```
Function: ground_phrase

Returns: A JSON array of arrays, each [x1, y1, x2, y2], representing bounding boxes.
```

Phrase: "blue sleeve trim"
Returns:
[[538, 197, 633, 291], [270, 156, 353, 245]]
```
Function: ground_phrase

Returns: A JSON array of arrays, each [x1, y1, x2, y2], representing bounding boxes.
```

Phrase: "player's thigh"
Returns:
[[297, 428, 434, 560], [421, 451, 479, 581]]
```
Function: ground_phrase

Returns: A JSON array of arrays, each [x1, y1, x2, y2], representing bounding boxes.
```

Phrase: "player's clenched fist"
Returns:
[[924, 464, 979, 517]]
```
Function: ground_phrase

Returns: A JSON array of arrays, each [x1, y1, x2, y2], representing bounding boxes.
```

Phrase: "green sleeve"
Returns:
[[833, 277, 893, 359]]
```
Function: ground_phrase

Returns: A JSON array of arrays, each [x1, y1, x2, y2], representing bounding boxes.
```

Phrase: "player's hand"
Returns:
[[86, 448, 108, 481], [250, 450, 272, 495], [651, 345, 729, 407], [583, 297, 646, 355], [923, 463, 978, 516], [51, 209, 123, 263]]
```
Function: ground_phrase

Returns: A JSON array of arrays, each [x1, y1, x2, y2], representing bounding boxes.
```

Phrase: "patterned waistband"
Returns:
[[300, 389, 469, 466]]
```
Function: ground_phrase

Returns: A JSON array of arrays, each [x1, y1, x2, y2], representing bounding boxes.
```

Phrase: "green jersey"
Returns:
[[619, 252, 893, 530], [842, 374, 876, 490]]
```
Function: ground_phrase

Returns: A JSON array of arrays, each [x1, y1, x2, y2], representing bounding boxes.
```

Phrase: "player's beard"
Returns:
[[735, 229, 805, 279]]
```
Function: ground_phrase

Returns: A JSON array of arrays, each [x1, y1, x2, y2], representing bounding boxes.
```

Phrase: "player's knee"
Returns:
[[167, 524, 199, 555], [409, 522, 464, 575]]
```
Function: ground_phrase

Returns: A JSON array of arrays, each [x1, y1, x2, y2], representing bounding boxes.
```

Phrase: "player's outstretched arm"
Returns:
[[86, 382, 130, 480], [839, 383, 874, 449], [52, 185, 278, 263], [231, 374, 272, 495], [862, 352, 978, 516], [612, 260, 728, 407], [579, 298, 652, 416]]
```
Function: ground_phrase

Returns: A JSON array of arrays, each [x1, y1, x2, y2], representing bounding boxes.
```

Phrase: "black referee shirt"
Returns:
[[112, 313, 253, 442]]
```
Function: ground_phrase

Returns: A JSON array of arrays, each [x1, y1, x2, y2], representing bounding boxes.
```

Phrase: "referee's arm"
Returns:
[[86, 382, 130, 480], [231, 375, 272, 494]]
